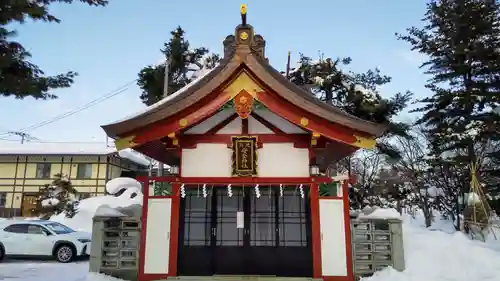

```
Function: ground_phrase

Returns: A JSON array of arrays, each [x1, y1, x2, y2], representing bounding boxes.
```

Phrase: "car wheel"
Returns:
[[0, 246, 4, 262], [55, 245, 75, 263]]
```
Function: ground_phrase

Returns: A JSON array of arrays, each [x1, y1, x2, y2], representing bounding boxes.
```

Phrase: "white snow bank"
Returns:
[[358, 208, 402, 220], [364, 215, 500, 281], [85, 272, 125, 281], [94, 205, 128, 217], [106, 177, 142, 195], [51, 192, 142, 232]]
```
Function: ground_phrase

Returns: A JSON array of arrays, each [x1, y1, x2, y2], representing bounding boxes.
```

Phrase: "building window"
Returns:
[[0, 193, 6, 207], [77, 164, 93, 179], [36, 163, 52, 179]]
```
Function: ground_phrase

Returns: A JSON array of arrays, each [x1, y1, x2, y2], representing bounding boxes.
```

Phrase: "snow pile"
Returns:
[[51, 177, 143, 232], [358, 207, 402, 220], [41, 198, 60, 207], [364, 212, 500, 281], [105, 177, 142, 195]]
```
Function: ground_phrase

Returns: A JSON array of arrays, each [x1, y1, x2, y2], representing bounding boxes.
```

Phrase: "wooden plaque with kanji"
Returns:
[[231, 136, 258, 176]]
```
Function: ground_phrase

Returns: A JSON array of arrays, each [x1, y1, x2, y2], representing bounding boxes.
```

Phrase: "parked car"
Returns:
[[0, 220, 91, 263]]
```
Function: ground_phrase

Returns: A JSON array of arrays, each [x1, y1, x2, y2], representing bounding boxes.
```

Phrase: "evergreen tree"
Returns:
[[137, 26, 220, 106], [0, 0, 108, 100], [37, 174, 79, 219], [288, 54, 413, 159], [398, 0, 500, 230], [398, 0, 500, 165]]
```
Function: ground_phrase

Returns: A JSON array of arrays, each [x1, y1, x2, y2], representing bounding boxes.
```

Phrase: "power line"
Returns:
[[0, 138, 108, 144], [0, 79, 137, 136]]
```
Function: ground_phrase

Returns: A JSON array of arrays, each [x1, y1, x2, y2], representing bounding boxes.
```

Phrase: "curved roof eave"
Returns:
[[245, 54, 388, 137], [101, 50, 239, 138]]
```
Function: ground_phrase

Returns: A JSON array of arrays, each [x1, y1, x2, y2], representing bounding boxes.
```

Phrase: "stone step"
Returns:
[[167, 276, 322, 281]]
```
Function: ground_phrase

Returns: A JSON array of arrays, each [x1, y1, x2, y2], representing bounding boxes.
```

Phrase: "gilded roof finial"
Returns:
[[240, 4, 247, 25]]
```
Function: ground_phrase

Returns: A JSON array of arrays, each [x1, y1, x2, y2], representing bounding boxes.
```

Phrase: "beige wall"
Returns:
[[0, 154, 144, 213]]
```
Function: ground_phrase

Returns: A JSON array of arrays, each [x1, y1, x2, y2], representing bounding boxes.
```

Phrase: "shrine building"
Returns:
[[101, 5, 386, 281]]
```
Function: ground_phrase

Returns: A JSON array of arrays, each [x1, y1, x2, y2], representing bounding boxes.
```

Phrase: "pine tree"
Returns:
[[398, 0, 500, 230], [37, 174, 79, 219], [398, 0, 500, 164], [288, 53, 413, 159], [0, 0, 108, 100], [137, 26, 220, 106]]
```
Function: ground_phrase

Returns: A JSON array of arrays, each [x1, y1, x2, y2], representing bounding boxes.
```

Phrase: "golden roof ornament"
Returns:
[[222, 4, 266, 58], [240, 4, 247, 25]]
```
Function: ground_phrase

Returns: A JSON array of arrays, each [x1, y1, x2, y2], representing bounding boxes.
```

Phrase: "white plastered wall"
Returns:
[[144, 198, 172, 274], [181, 143, 309, 177], [319, 199, 348, 277]]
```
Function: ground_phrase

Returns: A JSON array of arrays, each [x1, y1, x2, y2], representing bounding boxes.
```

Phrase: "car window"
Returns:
[[3, 224, 29, 233], [44, 222, 75, 234], [27, 225, 46, 235]]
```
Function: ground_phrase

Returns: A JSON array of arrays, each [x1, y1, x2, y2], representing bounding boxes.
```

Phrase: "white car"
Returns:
[[0, 220, 91, 263]]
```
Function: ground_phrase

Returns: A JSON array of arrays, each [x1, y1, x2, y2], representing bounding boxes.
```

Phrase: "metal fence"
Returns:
[[89, 215, 141, 281], [351, 217, 405, 280], [89, 212, 405, 281]]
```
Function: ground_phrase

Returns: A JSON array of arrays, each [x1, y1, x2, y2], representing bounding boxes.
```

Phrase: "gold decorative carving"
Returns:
[[300, 117, 309, 127], [351, 135, 376, 149], [240, 31, 249, 40], [179, 118, 188, 127], [114, 135, 137, 150], [233, 91, 254, 119]]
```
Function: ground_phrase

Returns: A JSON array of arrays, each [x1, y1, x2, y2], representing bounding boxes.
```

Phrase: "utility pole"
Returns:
[[162, 56, 170, 99], [8, 131, 36, 144], [285, 51, 291, 79]]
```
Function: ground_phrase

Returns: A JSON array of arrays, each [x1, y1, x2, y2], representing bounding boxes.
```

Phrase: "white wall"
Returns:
[[144, 198, 172, 274], [319, 199, 348, 277], [181, 143, 309, 177]]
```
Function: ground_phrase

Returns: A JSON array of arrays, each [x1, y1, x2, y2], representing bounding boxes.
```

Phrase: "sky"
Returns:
[[0, 0, 429, 145]]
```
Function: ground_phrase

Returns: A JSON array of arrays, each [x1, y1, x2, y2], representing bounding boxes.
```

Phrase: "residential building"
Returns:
[[0, 143, 149, 217]]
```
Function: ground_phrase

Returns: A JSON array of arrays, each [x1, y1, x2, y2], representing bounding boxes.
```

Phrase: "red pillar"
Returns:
[[310, 183, 322, 278], [342, 180, 354, 281], [168, 183, 181, 276], [138, 179, 149, 281]]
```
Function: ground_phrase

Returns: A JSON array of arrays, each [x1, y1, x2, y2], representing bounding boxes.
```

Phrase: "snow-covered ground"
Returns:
[[3, 178, 500, 281], [363, 211, 500, 281], [4, 209, 500, 281], [0, 261, 122, 281]]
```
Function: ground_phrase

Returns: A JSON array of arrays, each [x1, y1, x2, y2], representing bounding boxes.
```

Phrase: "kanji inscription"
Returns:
[[231, 136, 258, 176]]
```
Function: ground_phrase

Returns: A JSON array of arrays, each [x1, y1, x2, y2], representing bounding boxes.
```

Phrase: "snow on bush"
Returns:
[[51, 177, 143, 232]]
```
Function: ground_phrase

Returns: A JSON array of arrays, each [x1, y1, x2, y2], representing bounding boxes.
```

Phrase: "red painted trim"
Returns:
[[256, 90, 370, 146], [138, 179, 149, 281], [205, 113, 239, 135], [342, 180, 354, 281], [320, 196, 343, 200], [310, 183, 322, 279], [168, 184, 180, 276], [132, 91, 229, 144], [147, 195, 175, 199], [242, 118, 249, 134], [137, 176, 332, 184], [323, 277, 355, 281], [180, 134, 311, 149]]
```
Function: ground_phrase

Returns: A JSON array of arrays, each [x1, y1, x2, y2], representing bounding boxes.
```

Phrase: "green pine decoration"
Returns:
[[319, 182, 339, 197], [153, 182, 172, 196]]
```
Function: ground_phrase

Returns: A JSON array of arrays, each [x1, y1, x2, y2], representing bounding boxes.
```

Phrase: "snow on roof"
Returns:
[[107, 66, 217, 126], [0, 142, 150, 166]]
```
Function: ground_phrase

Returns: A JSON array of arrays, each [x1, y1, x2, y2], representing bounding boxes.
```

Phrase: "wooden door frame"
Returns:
[[21, 193, 39, 217]]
